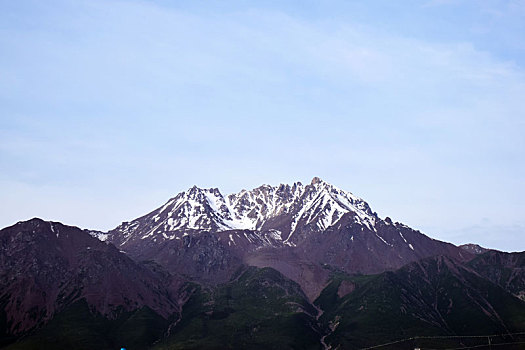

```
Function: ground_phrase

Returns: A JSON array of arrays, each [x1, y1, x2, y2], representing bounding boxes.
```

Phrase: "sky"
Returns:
[[1, 0, 524, 251]]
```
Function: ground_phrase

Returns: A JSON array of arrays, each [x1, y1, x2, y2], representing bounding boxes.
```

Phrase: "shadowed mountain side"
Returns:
[[0, 219, 182, 339]]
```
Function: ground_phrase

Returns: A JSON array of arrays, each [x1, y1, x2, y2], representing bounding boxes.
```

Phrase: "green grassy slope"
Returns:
[[154, 266, 322, 350], [315, 256, 525, 349], [4, 260, 525, 350], [4, 300, 169, 350]]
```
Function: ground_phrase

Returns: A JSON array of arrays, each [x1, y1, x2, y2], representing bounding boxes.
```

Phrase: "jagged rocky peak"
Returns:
[[110, 178, 380, 244], [226, 180, 305, 230], [138, 185, 234, 232], [311, 176, 322, 185], [288, 176, 377, 234]]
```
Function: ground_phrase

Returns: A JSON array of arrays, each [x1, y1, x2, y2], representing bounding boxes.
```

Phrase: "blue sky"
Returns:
[[1, 0, 524, 251]]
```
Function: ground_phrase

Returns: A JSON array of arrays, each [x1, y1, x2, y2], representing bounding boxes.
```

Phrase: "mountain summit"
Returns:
[[109, 177, 377, 247]]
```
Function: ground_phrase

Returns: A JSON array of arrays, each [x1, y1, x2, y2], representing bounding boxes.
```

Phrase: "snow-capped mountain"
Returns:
[[103, 177, 470, 296], [108, 177, 378, 247], [2, 182, 522, 350]]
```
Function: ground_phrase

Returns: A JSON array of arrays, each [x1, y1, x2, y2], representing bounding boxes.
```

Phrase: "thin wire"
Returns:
[[358, 337, 414, 349], [423, 340, 525, 350], [357, 332, 525, 350], [417, 332, 525, 339]]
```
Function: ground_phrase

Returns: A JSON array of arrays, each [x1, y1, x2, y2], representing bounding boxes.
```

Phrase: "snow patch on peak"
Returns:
[[286, 180, 377, 237], [87, 230, 109, 242], [191, 180, 375, 235], [49, 222, 57, 237], [113, 179, 381, 244]]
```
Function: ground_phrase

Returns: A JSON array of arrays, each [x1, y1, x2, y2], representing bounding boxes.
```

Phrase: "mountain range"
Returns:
[[1, 178, 524, 349]]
